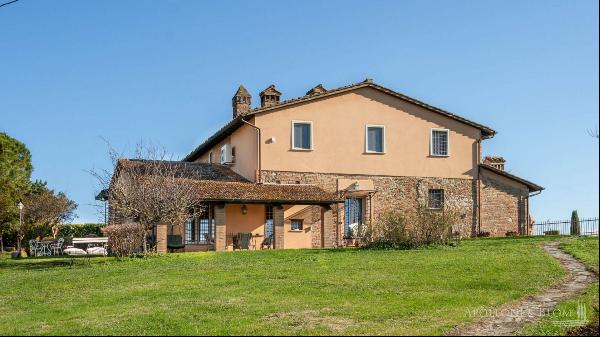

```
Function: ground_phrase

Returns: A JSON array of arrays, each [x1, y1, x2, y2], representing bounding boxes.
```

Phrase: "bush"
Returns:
[[361, 208, 458, 249], [477, 231, 491, 238], [101, 223, 145, 257], [544, 230, 560, 236], [505, 231, 519, 237], [59, 223, 104, 238]]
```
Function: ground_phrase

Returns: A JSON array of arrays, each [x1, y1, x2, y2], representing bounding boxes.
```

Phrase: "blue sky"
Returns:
[[1, 0, 598, 223]]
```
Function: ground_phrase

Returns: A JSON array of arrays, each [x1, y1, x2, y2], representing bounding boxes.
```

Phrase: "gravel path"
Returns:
[[448, 241, 597, 336]]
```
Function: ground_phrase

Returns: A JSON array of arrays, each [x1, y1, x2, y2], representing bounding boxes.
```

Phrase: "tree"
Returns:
[[570, 210, 581, 236], [92, 142, 205, 254], [0, 132, 32, 256], [23, 180, 78, 240]]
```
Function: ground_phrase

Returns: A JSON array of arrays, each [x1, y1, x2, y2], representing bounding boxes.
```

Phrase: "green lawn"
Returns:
[[0, 237, 567, 335], [518, 236, 599, 336]]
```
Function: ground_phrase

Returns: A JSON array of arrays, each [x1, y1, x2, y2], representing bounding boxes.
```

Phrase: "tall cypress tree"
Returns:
[[570, 210, 581, 236]]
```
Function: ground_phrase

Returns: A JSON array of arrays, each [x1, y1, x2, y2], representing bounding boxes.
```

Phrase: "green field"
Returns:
[[518, 236, 599, 336], [0, 237, 575, 335]]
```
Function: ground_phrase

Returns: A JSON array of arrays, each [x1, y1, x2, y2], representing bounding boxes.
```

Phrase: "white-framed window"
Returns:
[[291, 120, 313, 150], [428, 189, 444, 209], [208, 151, 213, 164], [365, 125, 385, 153], [430, 128, 450, 157]]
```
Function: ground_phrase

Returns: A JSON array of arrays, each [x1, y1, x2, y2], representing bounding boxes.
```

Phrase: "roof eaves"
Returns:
[[479, 164, 544, 192]]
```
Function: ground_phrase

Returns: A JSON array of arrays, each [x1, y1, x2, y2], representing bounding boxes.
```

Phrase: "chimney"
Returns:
[[306, 84, 327, 96], [259, 84, 281, 108], [483, 156, 506, 171], [232, 85, 251, 119]]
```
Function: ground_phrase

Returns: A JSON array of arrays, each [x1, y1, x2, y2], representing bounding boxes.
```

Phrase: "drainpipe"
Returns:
[[477, 139, 482, 236], [526, 190, 543, 235], [241, 118, 262, 183]]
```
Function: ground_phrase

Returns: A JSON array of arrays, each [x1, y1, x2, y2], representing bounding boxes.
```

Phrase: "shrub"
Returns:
[[570, 210, 581, 236], [544, 230, 560, 236], [101, 223, 145, 257], [477, 231, 491, 238], [361, 211, 411, 249], [361, 208, 458, 249], [505, 231, 519, 237]]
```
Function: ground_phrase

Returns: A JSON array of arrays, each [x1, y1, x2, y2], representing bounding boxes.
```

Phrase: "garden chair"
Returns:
[[203, 233, 214, 245], [167, 235, 185, 252], [50, 238, 65, 256], [28, 240, 40, 257], [233, 232, 253, 251], [260, 235, 273, 250]]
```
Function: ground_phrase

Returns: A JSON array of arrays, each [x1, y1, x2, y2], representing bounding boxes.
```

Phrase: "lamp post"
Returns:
[[15, 202, 24, 258]]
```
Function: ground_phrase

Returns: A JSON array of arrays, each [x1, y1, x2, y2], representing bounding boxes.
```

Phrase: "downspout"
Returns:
[[527, 190, 543, 235], [241, 118, 262, 183], [477, 139, 482, 236]]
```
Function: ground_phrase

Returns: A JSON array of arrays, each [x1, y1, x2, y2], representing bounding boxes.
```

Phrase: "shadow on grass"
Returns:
[[0, 256, 108, 271]]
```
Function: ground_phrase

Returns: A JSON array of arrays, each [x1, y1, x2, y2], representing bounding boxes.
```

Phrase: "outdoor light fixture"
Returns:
[[17, 202, 23, 210], [241, 204, 248, 215]]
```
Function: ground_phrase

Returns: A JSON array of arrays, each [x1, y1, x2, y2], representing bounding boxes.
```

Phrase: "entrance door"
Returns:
[[344, 197, 363, 238]]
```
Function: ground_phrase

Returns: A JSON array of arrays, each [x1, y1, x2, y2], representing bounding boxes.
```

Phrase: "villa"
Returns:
[[110, 79, 543, 252]]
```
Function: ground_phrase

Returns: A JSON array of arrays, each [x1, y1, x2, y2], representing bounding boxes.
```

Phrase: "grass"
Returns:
[[518, 236, 599, 336], [0, 237, 566, 335]]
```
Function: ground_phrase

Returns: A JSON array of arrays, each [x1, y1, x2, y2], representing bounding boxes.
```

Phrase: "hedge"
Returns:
[[59, 223, 105, 238]]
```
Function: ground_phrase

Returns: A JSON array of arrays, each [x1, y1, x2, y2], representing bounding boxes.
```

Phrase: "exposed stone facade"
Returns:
[[480, 169, 529, 236], [261, 170, 479, 246]]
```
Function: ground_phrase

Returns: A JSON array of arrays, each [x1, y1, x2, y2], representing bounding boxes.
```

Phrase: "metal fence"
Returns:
[[533, 217, 599, 236]]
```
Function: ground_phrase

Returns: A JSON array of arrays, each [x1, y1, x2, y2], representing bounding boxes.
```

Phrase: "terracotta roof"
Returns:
[[479, 164, 544, 192], [188, 180, 340, 204], [118, 159, 248, 182], [183, 79, 496, 161], [115, 159, 339, 204]]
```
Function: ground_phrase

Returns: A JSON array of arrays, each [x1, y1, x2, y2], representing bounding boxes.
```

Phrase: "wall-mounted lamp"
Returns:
[[241, 204, 248, 215]]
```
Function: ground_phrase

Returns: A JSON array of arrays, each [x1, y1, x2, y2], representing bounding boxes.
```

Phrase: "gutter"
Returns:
[[240, 118, 262, 183]]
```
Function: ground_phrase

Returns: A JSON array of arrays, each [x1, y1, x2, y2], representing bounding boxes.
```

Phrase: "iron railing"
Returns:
[[533, 217, 598, 236]]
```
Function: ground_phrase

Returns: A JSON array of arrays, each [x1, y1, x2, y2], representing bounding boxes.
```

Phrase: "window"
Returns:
[[428, 189, 444, 209], [208, 151, 213, 164], [265, 205, 273, 238], [185, 207, 215, 244], [431, 129, 449, 156], [365, 125, 385, 153], [291, 121, 313, 150], [291, 219, 303, 231]]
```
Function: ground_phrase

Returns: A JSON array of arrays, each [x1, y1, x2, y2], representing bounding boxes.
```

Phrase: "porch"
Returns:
[[157, 202, 337, 252]]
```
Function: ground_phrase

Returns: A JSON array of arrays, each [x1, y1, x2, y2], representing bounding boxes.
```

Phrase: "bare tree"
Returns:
[[588, 125, 599, 139], [91, 141, 205, 254]]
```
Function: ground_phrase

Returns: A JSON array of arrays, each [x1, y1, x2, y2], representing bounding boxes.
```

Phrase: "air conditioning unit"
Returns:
[[220, 144, 234, 164]]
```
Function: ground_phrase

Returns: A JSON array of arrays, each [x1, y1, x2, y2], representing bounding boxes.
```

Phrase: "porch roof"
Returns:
[[187, 179, 341, 204]]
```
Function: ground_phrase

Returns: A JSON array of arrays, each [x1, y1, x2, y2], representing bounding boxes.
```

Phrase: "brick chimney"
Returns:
[[259, 85, 281, 108], [306, 84, 327, 96], [483, 156, 506, 171], [232, 85, 251, 118]]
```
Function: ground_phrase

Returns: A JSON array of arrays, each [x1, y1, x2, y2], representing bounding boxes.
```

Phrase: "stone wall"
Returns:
[[261, 170, 479, 245], [480, 170, 529, 236]]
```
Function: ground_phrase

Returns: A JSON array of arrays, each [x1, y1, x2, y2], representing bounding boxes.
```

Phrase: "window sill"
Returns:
[[290, 148, 313, 152], [364, 151, 386, 155], [429, 155, 450, 158], [288, 229, 304, 232]]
